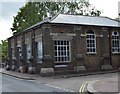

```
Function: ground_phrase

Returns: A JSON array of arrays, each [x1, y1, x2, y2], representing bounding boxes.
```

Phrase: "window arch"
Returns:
[[112, 31, 120, 53], [86, 30, 96, 53]]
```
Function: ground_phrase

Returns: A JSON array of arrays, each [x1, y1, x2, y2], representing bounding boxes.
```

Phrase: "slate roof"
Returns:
[[9, 14, 120, 39], [50, 14, 120, 27], [25, 14, 120, 31]]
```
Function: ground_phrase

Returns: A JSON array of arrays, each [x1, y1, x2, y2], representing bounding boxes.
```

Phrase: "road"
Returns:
[[1, 74, 79, 93], [0, 69, 119, 94], [41, 72, 119, 92]]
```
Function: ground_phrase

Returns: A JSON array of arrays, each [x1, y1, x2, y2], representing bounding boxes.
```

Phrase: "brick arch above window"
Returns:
[[85, 29, 96, 34], [86, 29, 95, 34]]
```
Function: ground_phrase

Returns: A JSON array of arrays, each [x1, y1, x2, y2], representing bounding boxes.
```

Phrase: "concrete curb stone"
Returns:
[[87, 80, 100, 94], [0, 71, 36, 80], [54, 70, 119, 79], [0, 69, 119, 80]]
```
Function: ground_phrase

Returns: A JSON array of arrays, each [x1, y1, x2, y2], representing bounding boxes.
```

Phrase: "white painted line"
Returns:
[[44, 83, 75, 92]]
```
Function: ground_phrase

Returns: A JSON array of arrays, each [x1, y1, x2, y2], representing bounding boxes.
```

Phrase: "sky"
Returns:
[[0, 0, 120, 43]]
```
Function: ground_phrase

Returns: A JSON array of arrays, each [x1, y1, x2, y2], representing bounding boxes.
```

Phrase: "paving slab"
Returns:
[[87, 78, 119, 93]]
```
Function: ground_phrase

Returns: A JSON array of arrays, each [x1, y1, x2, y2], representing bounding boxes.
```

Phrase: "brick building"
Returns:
[[7, 14, 120, 75]]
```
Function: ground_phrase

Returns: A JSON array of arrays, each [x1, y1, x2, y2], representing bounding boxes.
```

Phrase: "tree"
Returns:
[[0, 43, 2, 59], [1, 40, 8, 59], [11, 0, 101, 34]]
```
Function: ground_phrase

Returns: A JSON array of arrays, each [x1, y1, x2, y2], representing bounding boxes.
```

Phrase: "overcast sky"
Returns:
[[0, 0, 120, 43]]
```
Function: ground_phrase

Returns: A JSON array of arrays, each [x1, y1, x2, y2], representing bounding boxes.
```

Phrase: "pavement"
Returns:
[[87, 79, 119, 93], [0, 68, 119, 93]]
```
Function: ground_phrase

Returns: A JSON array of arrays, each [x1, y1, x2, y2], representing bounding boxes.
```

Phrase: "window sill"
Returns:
[[112, 53, 120, 55], [55, 61, 71, 63], [86, 52, 97, 55]]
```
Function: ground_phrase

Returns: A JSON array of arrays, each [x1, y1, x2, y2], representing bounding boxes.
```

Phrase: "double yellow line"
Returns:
[[79, 81, 90, 94]]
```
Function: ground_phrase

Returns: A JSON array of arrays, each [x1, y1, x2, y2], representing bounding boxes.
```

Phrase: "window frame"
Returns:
[[86, 30, 96, 54], [54, 40, 71, 63], [112, 31, 120, 54]]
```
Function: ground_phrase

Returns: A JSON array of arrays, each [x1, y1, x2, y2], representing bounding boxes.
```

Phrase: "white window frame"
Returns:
[[112, 31, 120, 54], [37, 41, 43, 63], [54, 40, 71, 62], [86, 30, 96, 54]]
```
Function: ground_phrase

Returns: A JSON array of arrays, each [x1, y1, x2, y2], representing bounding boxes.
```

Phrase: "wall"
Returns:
[[8, 23, 120, 73]]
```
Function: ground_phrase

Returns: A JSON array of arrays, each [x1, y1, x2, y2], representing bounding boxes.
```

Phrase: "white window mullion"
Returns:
[[86, 30, 96, 53], [54, 40, 71, 62]]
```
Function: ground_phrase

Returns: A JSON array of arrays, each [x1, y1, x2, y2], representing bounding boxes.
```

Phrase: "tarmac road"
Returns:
[[1, 73, 79, 94], [0, 68, 119, 94]]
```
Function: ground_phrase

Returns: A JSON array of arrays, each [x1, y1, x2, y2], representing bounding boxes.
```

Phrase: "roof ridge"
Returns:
[[50, 12, 61, 22], [58, 13, 118, 22]]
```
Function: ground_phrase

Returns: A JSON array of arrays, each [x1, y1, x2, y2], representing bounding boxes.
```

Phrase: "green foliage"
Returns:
[[1, 40, 8, 59], [0, 43, 2, 60], [11, 0, 101, 34]]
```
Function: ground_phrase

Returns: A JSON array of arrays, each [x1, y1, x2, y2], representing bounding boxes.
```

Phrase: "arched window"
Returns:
[[86, 30, 96, 53], [112, 31, 120, 53]]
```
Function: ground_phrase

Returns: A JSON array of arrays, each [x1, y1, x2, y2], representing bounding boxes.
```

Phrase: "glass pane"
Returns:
[[58, 41, 60, 45], [58, 47, 60, 50], [87, 49, 90, 52], [61, 41, 63, 45], [54, 40, 70, 62], [67, 46, 69, 50], [54, 46, 57, 50], [61, 46, 64, 50], [64, 41, 66, 45], [55, 52, 57, 56], [54, 41, 57, 45], [67, 41, 69, 45]]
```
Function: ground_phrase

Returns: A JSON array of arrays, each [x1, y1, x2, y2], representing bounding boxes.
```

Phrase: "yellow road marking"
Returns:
[[79, 81, 90, 94]]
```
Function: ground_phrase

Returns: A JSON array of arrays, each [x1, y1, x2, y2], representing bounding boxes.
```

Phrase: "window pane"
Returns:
[[61, 46, 64, 50], [58, 41, 60, 45], [86, 30, 96, 53], [54, 40, 71, 62], [112, 31, 120, 53], [67, 41, 69, 45], [64, 41, 66, 45], [61, 41, 63, 45], [54, 41, 57, 45]]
